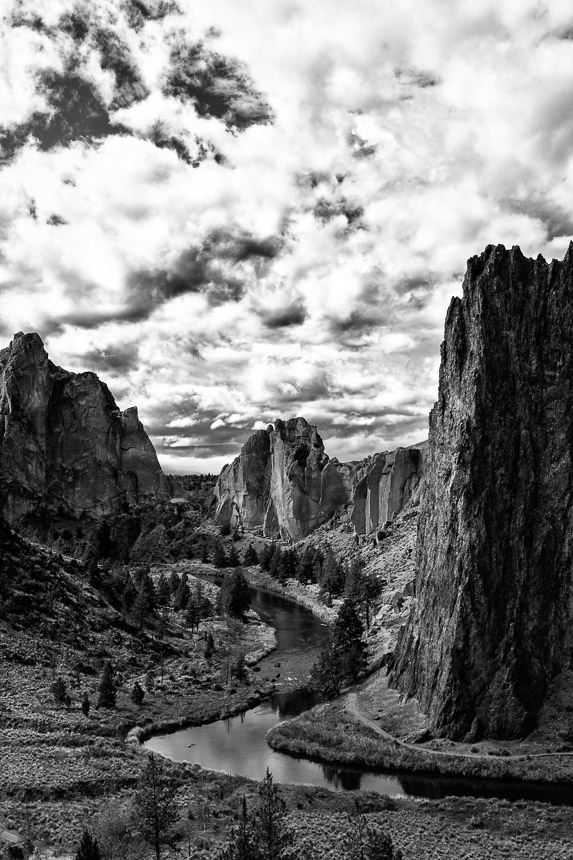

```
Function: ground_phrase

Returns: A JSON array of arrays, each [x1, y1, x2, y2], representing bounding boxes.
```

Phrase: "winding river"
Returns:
[[144, 585, 573, 805]]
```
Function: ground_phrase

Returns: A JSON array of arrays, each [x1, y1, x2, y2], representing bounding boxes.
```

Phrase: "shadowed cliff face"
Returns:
[[214, 416, 423, 540], [391, 243, 573, 741], [0, 332, 171, 523]]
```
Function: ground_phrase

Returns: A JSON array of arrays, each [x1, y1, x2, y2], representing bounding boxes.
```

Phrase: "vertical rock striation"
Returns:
[[214, 416, 424, 540], [0, 332, 171, 523], [391, 244, 573, 740]]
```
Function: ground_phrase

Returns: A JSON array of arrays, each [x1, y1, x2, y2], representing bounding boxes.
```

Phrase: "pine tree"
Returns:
[[131, 682, 145, 705], [227, 543, 241, 567], [134, 753, 178, 860], [212, 541, 228, 568], [75, 829, 101, 860], [51, 676, 67, 708], [217, 797, 258, 860], [97, 662, 116, 709], [334, 599, 367, 684], [174, 573, 190, 611], [258, 543, 273, 572], [156, 572, 171, 608], [310, 633, 345, 698], [169, 570, 181, 595], [252, 769, 292, 860], [217, 570, 251, 617], [243, 543, 259, 566], [204, 632, 215, 662], [81, 693, 91, 717]]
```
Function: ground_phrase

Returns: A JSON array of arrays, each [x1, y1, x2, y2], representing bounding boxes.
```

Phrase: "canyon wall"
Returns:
[[391, 244, 573, 740], [0, 332, 171, 523], [214, 417, 424, 540]]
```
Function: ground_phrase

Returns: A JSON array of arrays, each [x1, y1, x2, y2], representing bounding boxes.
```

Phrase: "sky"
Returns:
[[1, 0, 573, 474]]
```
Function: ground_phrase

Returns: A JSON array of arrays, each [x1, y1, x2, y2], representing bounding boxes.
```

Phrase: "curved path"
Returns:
[[345, 693, 573, 763]]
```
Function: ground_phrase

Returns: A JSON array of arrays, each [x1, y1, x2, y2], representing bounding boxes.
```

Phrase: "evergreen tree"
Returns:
[[258, 543, 273, 572], [343, 813, 403, 860], [204, 632, 215, 661], [243, 543, 259, 566], [133, 574, 156, 630], [309, 634, 345, 698], [97, 662, 116, 709], [122, 577, 136, 621], [334, 599, 367, 684], [131, 682, 145, 705], [217, 570, 251, 617], [81, 693, 91, 717], [51, 676, 67, 708], [156, 572, 171, 608], [227, 543, 241, 567], [134, 752, 178, 860], [75, 829, 101, 860], [252, 768, 292, 860], [174, 573, 190, 611], [212, 541, 228, 568], [169, 570, 181, 595], [217, 796, 258, 860]]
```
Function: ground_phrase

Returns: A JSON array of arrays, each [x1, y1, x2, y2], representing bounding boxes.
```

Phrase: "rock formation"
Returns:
[[391, 244, 573, 740], [214, 417, 424, 540], [0, 332, 171, 523]]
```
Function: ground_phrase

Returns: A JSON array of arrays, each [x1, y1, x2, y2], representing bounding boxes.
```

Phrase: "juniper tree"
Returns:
[[97, 662, 116, 709], [75, 829, 101, 860], [243, 543, 259, 566]]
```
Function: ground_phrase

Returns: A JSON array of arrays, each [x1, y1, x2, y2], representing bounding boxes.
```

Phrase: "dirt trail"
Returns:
[[345, 693, 573, 763]]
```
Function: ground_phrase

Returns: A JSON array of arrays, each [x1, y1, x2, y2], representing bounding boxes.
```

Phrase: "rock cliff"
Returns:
[[0, 332, 171, 523], [214, 417, 424, 540], [391, 244, 573, 740]]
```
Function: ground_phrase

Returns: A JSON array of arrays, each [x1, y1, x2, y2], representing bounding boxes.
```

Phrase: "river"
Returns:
[[144, 584, 573, 805]]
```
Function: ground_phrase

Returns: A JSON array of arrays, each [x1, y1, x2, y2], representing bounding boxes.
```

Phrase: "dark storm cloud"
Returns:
[[503, 197, 573, 241], [0, 70, 123, 163], [128, 229, 283, 310], [60, 304, 153, 329], [93, 27, 150, 109], [163, 38, 273, 130], [121, 0, 182, 32], [261, 304, 307, 329], [313, 197, 364, 228]]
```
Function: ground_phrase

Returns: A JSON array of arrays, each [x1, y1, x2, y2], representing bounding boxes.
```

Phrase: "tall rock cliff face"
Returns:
[[214, 417, 424, 540], [0, 332, 171, 523], [391, 244, 573, 741]]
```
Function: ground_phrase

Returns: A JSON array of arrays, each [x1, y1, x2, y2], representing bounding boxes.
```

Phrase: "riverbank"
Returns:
[[242, 565, 338, 624], [268, 698, 573, 787]]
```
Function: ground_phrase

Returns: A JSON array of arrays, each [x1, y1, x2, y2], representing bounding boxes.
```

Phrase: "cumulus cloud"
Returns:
[[2, 0, 573, 472]]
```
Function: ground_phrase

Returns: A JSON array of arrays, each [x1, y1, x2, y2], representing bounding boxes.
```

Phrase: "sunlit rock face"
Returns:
[[0, 332, 170, 523], [391, 244, 573, 741], [214, 416, 424, 540]]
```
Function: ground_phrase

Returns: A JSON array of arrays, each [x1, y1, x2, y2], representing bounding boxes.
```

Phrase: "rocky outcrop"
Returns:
[[214, 417, 424, 540], [391, 244, 573, 741], [0, 332, 171, 523]]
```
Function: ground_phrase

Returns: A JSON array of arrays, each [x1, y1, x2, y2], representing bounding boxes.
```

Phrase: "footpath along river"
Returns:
[[144, 585, 573, 805]]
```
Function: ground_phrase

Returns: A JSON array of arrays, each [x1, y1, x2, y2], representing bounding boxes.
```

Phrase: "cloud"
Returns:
[[2, 0, 573, 472]]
